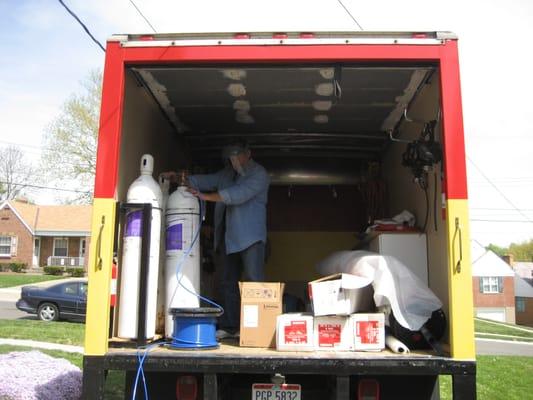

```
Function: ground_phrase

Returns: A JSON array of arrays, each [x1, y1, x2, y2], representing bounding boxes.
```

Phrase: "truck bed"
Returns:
[[83, 339, 475, 399]]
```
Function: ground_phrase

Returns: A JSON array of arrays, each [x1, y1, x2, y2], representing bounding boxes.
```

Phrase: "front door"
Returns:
[[33, 238, 40, 267]]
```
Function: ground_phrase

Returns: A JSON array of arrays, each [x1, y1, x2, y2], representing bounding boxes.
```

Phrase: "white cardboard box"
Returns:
[[276, 313, 314, 352], [349, 313, 385, 351], [308, 273, 373, 316], [313, 316, 352, 351]]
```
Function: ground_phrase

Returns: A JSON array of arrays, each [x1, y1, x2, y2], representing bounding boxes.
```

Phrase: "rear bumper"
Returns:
[[16, 299, 36, 314]]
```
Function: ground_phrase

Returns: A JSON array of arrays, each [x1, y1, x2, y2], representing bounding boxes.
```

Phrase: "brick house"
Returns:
[[471, 241, 515, 323], [0, 200, 92, 270]]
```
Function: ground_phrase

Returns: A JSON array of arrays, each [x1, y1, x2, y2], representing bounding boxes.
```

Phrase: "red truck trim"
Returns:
[[94, 40, 467, 200], [439, 41, 468, 200]]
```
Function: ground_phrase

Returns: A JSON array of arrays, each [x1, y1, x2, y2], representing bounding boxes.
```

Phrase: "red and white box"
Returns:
[[349, 313, 385, 351], [313, 316, 352, 351], [276, 313, 314, 351]]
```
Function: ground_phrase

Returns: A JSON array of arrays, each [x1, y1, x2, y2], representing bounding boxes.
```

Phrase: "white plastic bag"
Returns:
[[316, 251, 442, 330]]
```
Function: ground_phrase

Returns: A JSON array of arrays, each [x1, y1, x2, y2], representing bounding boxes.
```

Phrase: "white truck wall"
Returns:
[[383, 74, 449, 314], [117, 70, 186, 202]]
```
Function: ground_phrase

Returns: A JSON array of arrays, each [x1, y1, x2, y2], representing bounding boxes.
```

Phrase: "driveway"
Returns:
[[476, 338, 533, 356]]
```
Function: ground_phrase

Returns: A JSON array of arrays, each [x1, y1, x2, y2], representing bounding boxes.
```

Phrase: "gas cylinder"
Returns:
[[164, 185, 201, 338], [118, 154, 163, 339]]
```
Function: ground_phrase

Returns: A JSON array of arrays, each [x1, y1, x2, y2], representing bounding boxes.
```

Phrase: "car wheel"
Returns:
[[38, 303, 59, 321]]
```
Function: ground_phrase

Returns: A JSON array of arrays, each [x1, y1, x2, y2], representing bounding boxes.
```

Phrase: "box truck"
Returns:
[[83, 31, 475, 399]]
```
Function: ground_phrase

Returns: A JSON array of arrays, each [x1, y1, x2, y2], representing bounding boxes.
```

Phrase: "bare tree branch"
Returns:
[[0, 146, 35, 201]]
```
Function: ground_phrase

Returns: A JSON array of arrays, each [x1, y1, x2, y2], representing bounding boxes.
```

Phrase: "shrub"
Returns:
[[0, 263, 9, 272], [67, 267, 85, 277], [44, 266, 65, 276], [9, 262, 27, 273]]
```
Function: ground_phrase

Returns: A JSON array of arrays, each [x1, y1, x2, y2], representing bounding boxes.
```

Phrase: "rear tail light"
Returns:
[[176, 375, 197, 400], [358, 378, 380, 400], [299, 32, 315, 39], [139, 35, 154, 41], [273, 33, 288, 39], [412, 33, 428, 39]]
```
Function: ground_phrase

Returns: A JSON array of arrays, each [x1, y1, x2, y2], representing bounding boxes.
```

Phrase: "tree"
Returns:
[[486, 243, 507, 257], [0, 146, 35, 201], [41, 70, 101, 204], [508, 239, 533, 262]]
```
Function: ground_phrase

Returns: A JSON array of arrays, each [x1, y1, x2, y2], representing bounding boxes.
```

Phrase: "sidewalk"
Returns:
[[0, 278, 84, 302], [0, 338, 84, 354]]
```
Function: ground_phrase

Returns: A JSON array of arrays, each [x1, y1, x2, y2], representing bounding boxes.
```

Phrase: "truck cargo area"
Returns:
[[84, 34, 476, 400]]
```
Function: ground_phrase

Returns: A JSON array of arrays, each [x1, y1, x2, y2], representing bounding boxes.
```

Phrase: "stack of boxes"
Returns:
[[277, 273, 385, 352]]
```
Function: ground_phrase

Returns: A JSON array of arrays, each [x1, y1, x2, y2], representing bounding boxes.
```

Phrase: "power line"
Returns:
[[57, 0, 105, 52], [471, 207, 533, 211], [471, 219, 533, 224], [0, 181, 91, 194], [467, 156, 533, 224], [128, 0, 157, 33], [336, 0, 364, 31]]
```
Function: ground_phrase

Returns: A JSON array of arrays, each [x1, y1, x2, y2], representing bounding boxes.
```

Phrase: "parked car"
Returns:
[[16, 280, 87, 322]]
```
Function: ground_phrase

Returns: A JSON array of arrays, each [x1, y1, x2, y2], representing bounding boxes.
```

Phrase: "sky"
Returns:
[[0, 0, 532, 247]]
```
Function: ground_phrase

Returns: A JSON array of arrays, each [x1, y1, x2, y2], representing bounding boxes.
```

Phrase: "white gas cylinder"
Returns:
[[118, 154, 163, 339], [164, 185, 201, 338]]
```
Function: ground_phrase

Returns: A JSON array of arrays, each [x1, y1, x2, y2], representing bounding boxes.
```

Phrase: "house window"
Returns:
[[0, 236, 12, 257], [516, 297, 526, 313], [480, 276, 503, 294], [53, 238, 68, 257]]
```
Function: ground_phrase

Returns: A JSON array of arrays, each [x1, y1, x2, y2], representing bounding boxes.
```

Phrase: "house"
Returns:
[[512, 260, 533, 287], [514, 275, 533, 327], [0, 200, 92, 270], [471, 241, 515, 323]]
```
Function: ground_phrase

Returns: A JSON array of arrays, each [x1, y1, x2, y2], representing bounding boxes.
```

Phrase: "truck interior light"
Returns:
[[312, 100, 332, 111], [313, 115, 329, 124], [315, 83, 334, 96], [273, 33, 288, 39], [234, 33, 250, 39], [227, 83, 246, 97], [300, 32, 315, 39], [319, 68, 335, 79], [223, 69, 247, 80], [233, 100, 251, 111]]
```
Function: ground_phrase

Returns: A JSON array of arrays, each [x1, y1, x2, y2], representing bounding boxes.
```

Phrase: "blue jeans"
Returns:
[[219, 241, 265, 331]]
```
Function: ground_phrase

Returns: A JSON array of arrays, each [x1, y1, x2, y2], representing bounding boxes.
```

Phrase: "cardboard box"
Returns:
[[313, 315, 352, 351], [308, 273, 373, 316], [276, 313, 314, 352], [350, 313, 385, 351], [239, 282, 284, 348]]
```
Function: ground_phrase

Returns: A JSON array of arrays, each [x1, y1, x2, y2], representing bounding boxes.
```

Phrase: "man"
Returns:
[[166, 139, 270, 338]]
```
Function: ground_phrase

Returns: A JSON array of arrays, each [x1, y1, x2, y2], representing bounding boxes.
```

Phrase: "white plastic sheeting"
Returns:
[[316, 251, 442, 331]]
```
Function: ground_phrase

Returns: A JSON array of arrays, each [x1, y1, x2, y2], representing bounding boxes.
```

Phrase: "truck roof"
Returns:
[[110, 31, 457, 47]]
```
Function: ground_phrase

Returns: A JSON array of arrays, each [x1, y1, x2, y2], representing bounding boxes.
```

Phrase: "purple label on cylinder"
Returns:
[[125, 210, 143, 237], [166, 223, 183, 250]]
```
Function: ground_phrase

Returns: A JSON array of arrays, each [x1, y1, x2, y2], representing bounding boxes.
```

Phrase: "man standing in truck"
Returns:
[[165, 139, 270, 339]]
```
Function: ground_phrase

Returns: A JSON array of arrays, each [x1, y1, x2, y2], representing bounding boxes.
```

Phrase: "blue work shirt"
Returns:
[[189, 159, 269, 254]]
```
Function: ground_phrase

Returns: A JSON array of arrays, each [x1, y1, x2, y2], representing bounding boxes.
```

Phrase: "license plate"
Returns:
[[252, 383, 301, 400]]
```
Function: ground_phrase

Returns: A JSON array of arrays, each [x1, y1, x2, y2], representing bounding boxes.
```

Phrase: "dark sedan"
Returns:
[[16, 280, 88, 322]]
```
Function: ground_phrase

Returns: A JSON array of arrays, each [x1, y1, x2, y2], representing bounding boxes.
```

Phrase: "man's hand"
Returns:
[[160, 171, 177, 183], [187, 188, 222, 202]]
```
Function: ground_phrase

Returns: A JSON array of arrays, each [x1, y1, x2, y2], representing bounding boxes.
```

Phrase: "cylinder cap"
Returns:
[[140, 154, 154, 175]]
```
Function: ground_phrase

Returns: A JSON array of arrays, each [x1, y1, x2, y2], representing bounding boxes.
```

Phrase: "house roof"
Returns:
[[471, 240, 515, 277], [515, 274, 533, 298], [513, 262, 533, 281], [2, 200, 92, 236]]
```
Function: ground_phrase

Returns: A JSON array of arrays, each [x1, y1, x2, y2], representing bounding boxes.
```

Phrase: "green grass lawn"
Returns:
[[0, 319, 85, 346], [0, 273, 64, 288], [440, 356, 533, 399], [475, 318, 533, 341]]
